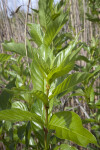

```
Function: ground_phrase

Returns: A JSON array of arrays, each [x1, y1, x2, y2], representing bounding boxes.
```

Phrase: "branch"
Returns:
[[75, 98, 90, 119], [25, 0, 31, 58]]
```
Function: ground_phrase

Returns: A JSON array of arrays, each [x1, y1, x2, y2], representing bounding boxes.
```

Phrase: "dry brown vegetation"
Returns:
[[0, 0, 100, 150]]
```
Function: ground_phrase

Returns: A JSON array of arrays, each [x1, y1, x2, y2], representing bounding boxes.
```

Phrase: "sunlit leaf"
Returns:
[[54, 144, 77, 150], [47, 62, 74, 84], [49, 111, 97, 147], [31, 60, 46, 92], [0, 53, 11, 62], [49, 72, 90, 99], [0, 108, 43, 127], [32, 90, 48, 106], [12, 101, 28, 111], [2, 42, 34, 58], [28, 23, 43, 46], [39, 0, 52, 30], [53, 36, 79, 68], [44, 13, 68, 46]]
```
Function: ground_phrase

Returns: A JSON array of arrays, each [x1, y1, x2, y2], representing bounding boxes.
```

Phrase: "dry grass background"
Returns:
[[0, 0, 100, 149]]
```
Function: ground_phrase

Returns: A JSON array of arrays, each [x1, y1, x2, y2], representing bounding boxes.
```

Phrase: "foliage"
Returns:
[[86, 0, 100, 23], [70, 37, 100, 149], [0, 0, 99, 149]]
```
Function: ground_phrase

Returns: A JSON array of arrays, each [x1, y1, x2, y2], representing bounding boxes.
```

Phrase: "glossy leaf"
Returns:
[[39, 0, 51, 30], [66, 45, 83, 64], [49, 72, 90, 99], [44, 13, 68, 46], [0, 108, 43, 126], [33, 50, 50, 74], [53, 36, 79, 68], [31, 60, 46, 92], [31, 122, 44, 147], [31, 59, 47, 122], [32, 90, 48, 106], [0, 53, 11, 62], [53, 33, 73, 54], [47, 62, 74, 84], [4, 70, 23, 82], [54, 33, 73, 46], [28, 23, 43, 46], [12, 101, 28, 111], [88, 66, 100, 80], [49, 111, 97, 147], [31, 100, 45, 121], [54, 144, 77, 150], [39, 44, 53, 63]]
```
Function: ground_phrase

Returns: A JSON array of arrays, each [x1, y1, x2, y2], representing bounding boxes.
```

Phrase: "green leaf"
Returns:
[[25, 121, 31, 149], [12, 101, 28, 111], [49, 72, 89, 99], [31, 100, 45, 121], [69, 89, 85, 97], [88, 66, 100, 80], [82, 119, 97, 124], [2, 42, 34, 58], [44, 12, 68, 46], [64, 45, 83, 65], [53, 37, 79, 68], [86, 13, 100, 22], [95, 100, 100, 108], [31, 8, 39, 13], [31, 59, 47, 122], [56, 0, 66, 10], [90, 88, 95, 103], [39, 0, 51, 30], [39, 44, 53, 63], [33, 49, 50, 74], [54, 144, 77, 150], [0, 53, 11, 62], [4, 70, 23, 83], [49, 111, 97, 147], [2, 42, 25, 55], [0, 79, 16, 110], [17, 124, 26, 140], [53, 32, 73, 48], [11, 89, 48, 106], [76, 55, 90, 63], [0, 108, 43, 126], [47, 62, 74, 84], [31, 60, 46, 92], [32, 90, 48, 106], [28, 23, 43, 46], [31, 122, 44, 147]]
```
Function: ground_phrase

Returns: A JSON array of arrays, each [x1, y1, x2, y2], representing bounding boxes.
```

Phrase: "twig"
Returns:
[[68, 105, 80, 111], [75, 98, 90, 119], [25, 0, 31, 61]]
